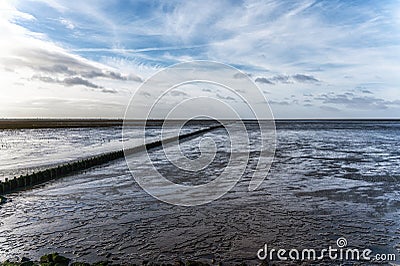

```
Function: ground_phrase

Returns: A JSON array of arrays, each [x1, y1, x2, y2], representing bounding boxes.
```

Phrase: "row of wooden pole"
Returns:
[[0, 124, 222, 196], [0, 150, 124, 195]]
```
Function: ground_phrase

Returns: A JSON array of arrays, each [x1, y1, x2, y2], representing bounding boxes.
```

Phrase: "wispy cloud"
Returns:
[[315, 92, 400, 110], [59, 17, 74, 29], [255, 74, 320, 85], [320, 105, 341, 112], [33, 75, 103, 89], [255, 77, 274, 85], [292, 74, 320, 83], [269, 100, 290, 106]]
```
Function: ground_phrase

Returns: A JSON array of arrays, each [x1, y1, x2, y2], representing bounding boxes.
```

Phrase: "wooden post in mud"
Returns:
[[11, 177, 16, 190], [3, 178, 10, 193], [17, 176, 23, 187]]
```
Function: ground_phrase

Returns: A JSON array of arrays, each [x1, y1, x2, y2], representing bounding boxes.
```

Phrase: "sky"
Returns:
[[0, 0, 399, 119]]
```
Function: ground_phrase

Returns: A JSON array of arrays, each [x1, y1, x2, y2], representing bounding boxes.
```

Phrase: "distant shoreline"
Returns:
[[0, 119, 123, 129], [0, 118, 399, 129]]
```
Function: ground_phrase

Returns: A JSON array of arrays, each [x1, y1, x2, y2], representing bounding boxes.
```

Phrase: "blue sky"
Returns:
[[0, 0, 399, 118]]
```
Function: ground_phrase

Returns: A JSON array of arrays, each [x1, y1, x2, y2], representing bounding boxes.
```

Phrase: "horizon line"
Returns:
[[1, 117, 400, 121]]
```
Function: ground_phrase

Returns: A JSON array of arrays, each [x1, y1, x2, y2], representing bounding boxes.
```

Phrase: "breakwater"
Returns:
[[0, 125, 222, 196]]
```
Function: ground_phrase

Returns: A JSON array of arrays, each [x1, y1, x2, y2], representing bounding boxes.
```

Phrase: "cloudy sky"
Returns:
[[0, 0, 399, 118]]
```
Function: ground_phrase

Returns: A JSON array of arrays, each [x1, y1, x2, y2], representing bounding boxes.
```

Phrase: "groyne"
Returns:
[[0, 125, 222, 196]]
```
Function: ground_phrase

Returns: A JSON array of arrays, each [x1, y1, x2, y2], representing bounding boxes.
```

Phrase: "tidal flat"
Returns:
[[0, 121, 399, 265]]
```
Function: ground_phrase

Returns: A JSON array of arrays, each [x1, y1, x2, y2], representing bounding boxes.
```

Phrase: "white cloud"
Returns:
[[0, 1, 36, 21], [59, 17, 74, 29]]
